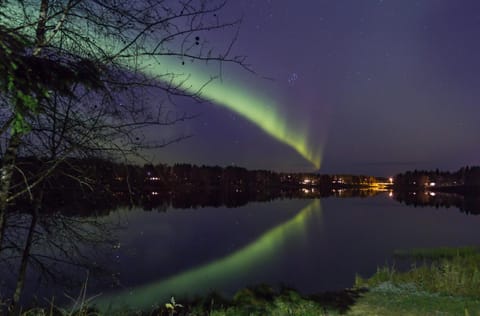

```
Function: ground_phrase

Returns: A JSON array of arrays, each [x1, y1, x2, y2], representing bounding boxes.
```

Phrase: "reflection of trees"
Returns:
[[0, 210, 118, 312], [329, 188, 382, 198], [393, 191, 480, 215], [12, 187, 382, 216]]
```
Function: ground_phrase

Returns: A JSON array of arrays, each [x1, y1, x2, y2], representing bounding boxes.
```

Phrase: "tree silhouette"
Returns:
[[0, 0, 247, 309]]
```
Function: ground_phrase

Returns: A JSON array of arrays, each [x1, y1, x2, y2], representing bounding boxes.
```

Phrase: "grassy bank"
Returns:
[[352, 246, 480, 315], [6, 286, 348, 316], [10, 246, 480, 315]]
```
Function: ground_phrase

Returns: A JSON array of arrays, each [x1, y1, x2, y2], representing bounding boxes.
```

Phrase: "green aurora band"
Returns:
[[1, 3, 322, 169], [94, 200, 322, 311], [136, 59, 323, 169]]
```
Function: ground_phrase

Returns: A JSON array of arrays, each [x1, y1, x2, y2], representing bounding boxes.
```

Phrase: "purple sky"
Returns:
[[151, 0, 480, 176]]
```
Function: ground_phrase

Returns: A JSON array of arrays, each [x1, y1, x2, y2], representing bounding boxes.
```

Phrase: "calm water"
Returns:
[[94, 193, 479, 310], [3, 193, 480, 310]]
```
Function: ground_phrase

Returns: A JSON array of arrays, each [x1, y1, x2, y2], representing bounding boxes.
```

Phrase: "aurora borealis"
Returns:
[[3, 0, 480, 173], [1, 0, 322, 169], [133, 57, 323, 169], [161, 0, 480, 174]]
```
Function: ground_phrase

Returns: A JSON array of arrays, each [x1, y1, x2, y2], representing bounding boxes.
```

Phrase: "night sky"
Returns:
[[153, 0, 480, 176]]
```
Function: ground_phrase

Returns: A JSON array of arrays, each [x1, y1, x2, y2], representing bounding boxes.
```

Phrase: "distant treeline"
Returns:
[[11, 157, 480, 215], [10, 157, 383, 215], [13, 156, 384, 194], [394, 166, 480, 192]]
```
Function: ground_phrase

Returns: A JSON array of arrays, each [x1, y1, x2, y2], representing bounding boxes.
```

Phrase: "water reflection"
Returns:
[[1, 188, 480, 312], [15, 187, 480, 217], [94, 200, 322, 311], [393, 190, 480, 215], [0, 212, 117, 311], [12, 186, 377, 217]]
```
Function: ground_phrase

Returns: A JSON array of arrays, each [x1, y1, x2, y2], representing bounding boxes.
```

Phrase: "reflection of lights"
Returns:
[[429, 191, 436, 196], [388, 191, 393, 198], [332, 189, 344, 195]]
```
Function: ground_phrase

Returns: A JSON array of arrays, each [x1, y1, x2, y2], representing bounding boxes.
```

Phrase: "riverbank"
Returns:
[[352, 246, 480, 315], [10, 246, 480, 315]]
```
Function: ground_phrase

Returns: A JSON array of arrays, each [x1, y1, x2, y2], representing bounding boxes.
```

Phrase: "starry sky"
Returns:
[[153, 0, 480, 176]]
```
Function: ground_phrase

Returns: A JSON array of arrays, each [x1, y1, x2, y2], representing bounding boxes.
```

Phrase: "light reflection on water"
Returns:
[[95, 200, 321, 310], [2, 193, 480, 310], [94, 194, 480, 310]]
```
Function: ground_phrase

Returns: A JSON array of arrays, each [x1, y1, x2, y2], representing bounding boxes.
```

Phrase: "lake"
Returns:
[[2, 192, 480, 310]]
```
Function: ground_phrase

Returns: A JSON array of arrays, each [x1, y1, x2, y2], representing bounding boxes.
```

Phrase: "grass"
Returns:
[[352, 246, 480, 315], [355, 247, 480, 297], [9, 246, 480, 315], [6, 285, 343, 316], [168, 285, 343, 316], [205, 289, 335, 316], [347, 286, 480, 316]]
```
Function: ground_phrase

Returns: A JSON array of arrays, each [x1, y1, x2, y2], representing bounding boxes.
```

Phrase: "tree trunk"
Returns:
[[34, 0, 49, 49], [0, 132, 22, 250], [0, 0, 48, 252], [9, 186, 44, 314]]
